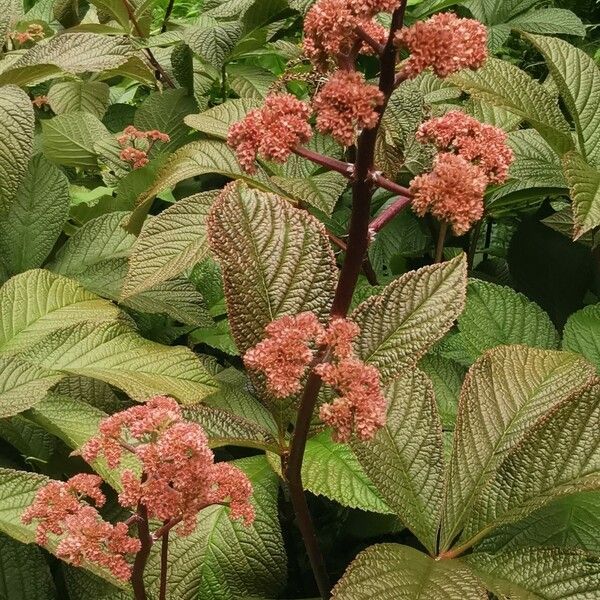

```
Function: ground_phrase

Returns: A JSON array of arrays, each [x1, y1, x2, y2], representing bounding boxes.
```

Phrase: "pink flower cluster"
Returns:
[[410, 153, 488, 235], [10, 23, 44, 45], [396, 12, 487, 79], [117, 125, 170, 170], [22, 474, 140, 581], [417, 111, 513, 184], [244, 314, 386, 442], [409, 111, 514, 235], [303, 0, 394, 70], [32, 95, 49, 109], [314, 71, 384, 145], [227, 94, 312, 173], [81, 396, 254, 533]]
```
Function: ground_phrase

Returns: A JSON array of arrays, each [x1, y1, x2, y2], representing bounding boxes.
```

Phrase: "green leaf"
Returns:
[[441, 346, 596, 550], [63, 567, 132, 600], [466, 546, 600, 599], [331, 544, 487, 600], [184, 404, 280, 453], [303, 430, 391, 514], [524, 34, 600, 167], [450, 58, 573, 154], [351, 254, 467, 384], [271, 171, 348, 216], [7, 33, 132, 75], [0, 534, 56, 600], [133, 88, 198, 159], [20, 320, 217, 403], [185, 17, 242, 70], [184, 98, 261, 140], [0, 467, 124, 585], [42, 112, 112, 169], [48, 80, 110, 119], [144, 456, 286, 600], [28, 394, 137, 489], [563, 304, 600, 374], [0, 155, 69, 274], [419, 353, 465, 430], [562, 150, 600, 239], [477, 492, 600, 554], [0, 414, 57, 463], [0, 356, 63, 417], [460, 380, 600, 546], [510, 9, 585, 37], [87, 0, 130, 30], [352, 370, 445, 552], [0, 269, 122, 355], [0, 85, 34, 214], [123, 192, 217, 297], [228, 64, 276, 100], [208, 182, 337, 358], [449, 279, 559, 364]]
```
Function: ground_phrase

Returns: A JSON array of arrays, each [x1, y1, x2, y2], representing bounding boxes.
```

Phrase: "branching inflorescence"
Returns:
[[225, 2, 513, 597], [24, 396, 254, 599]]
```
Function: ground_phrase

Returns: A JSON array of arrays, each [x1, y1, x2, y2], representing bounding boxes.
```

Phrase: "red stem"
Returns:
[[369, 195, 412, 235], [369, 171, 412, 197], [355, 25, 385, 55], [293, 146, 354, 177], [131, 503, 152, 600], [283, 4, 408, 598], [152, 516, 182, 540], [159, 526, 169, 600]]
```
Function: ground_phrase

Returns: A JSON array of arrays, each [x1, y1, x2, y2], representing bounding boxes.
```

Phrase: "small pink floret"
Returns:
[[314, 70, 384, 146], [227, 94, 312, 173], [396, 13, 488, 79]]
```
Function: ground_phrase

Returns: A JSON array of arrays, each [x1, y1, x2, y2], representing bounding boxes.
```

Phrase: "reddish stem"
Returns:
[[435, 221, 448, 263], [369, 171, 412, 197], [152, 516, 182, 541], [159, 525, 169, 600], [293, 146, 354, 178], [369, 195, 412, 235], [355, 25, 385, 55], [131, 503, 152, 600], [283, 4, 408, 598]]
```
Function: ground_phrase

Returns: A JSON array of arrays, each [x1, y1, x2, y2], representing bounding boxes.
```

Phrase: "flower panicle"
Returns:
[[116, 125, 170, 170]]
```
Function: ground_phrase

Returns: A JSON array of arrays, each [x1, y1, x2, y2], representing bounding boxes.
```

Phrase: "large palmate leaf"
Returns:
[[525, 34, 600, 168], [0, 86, 34, 214], [466, 546, 600, 599], [459, 381, 600, 547], [0, 534, 56, 600], [42, 112, 112, 169], [332, 544, 487, 600], [20, 321, 217, 404], [302, 430, 391, 514], [563, 304, 600, 374], [184, 98, 260, 140], [478, 492, 600, 554], [7, 33, 132, 75], [208, 183, 337, 355], [441, 346, 596, 550], [47, 80, 111, 119], [450, 58, 573, 154], [351, 254, 467, 384], [144, 456, 286, 600], [445, 279, 559, 364], [562, 151, 600, 239], [0, 155, 69, 274], [0, 269, 121, 355], [0, 468, 124, 585], [0, 355, 63, 417], [123, 191, 217, 297], [352, 370, 445, 553]]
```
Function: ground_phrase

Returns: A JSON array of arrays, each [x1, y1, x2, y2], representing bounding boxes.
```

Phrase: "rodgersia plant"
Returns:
[[0, 0, 599, 598]]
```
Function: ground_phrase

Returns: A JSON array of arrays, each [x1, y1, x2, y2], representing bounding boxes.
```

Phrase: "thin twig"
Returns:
[[122, 0, 176, 88], [152, 516, 183, 540], [355, 24, 385, 55], [369, 195, 412, 235], [369, 171, 412, 197], [160, 0, 175, 33], [293, 145, 354, 178]]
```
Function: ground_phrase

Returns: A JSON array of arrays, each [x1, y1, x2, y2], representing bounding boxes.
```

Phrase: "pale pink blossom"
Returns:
[[396, 13, 487, 79], [119, 147, 149, 169], [227, 94, 312, 173], [316, 358, 386, 442], [317, 318, 359, 359], [116, 126, 170, 169], [244, 312, 325, 397], [210, 462, 255, 524], [31, 95, 48, 108], [350, 0, 401, 16], [314, 70, 384, 145], [410, 152, 488, 235], [417, 111, 514, 184]]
